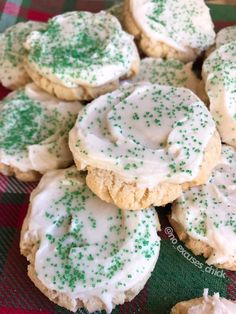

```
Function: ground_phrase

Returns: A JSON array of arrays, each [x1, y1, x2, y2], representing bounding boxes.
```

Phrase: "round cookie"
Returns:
[[202, 42, 236, 148], [20, 166, 160, 313], [170, 145, 236, 270], [171, 289, 236, 314], [24, 11, 140, 101], [123, 0, 215, 62], [69, 83, 221, 210], [0, 83, 82, 181], [0, 21, 45, 90], [130, 58, 207, 102]]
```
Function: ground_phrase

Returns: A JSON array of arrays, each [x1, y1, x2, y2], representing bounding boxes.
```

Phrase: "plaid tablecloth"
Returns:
[[0, 1, 236, 314]]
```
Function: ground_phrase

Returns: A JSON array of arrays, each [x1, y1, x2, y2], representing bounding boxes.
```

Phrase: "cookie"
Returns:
[[69, 83, 221, 210], [20, 166, 160, 313], [0, 83, 82, 181], [216, 25, 236, 49], [170, 145, 236, 270], [123, 0, 215, 62], [0, 21, 45, 90], [24, 11, 140, 101], [130, 58, 207, 102], [171, 289, 236, 313], [202, 42, 236, 148]]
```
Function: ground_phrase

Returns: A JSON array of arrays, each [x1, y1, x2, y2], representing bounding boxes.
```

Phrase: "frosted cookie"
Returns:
[[130, 58, 207, 102], [24, 11, 140, 101], [170, 145, 236, 270], [69, 83, 221, 210], [202, 42, 236, 148], [0, 83, 82, 182], [20, 166, 160, 313], [123, 0, 215, 62], [216, 25, 236, 49], [206, 25, 236, 57], [107, 3, 124, 25], [171, 289, 236, 314], [0, 21, 45, 90]]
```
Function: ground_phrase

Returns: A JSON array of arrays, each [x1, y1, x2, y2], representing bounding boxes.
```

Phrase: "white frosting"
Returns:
[[69, 83, 216, 188], [203, 42, 236, 148], [188, 289, 236, 314], [23, 167, 160, 313], [216, 26, 236, 49], [171, 145, 236, 265], [0, 83, 82, 173], [130, 58, 202, 97], [25, 11, 139, 88], [0, 21, 45, 88], [130, 0, 215, 52]]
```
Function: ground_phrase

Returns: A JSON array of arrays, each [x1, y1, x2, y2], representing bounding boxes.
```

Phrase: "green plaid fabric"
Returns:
[[0, 1, 235, 313]]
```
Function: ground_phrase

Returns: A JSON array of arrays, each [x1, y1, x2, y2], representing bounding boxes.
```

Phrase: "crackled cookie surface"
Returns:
[[171, 289, 236, 314], [0, 21, 45, 89], [20, 167, 160, 313], [203, 42, 236, 148], [130, 58, 204, 100], [171, 145, 236, 269], [124, 0, 215, 61], [0, 83, 82, 178], [24, 11, 139, 99]]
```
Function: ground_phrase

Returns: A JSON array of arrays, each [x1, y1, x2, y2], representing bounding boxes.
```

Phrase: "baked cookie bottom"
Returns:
[[169, 216, 236, 271], [0, 162, 41, 182], [20, 206, 152, 313], [74, 131, 221, 210], [170, 296, 236, 314], [24, 58, 139, 101], [123, 0, 199, 63]]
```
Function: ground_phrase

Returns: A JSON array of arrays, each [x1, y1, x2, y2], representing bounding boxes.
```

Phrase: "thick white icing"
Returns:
[[216, 26, 236, 49], [203, 42, 236, 148], [24, 167, 160, 313], [130, 58, 202, 97], [0, 83, 82, 173], [129, 0, 215, 52], [25, 11, 139, 88], [0, 21, 45, 88], [188, 289, 236, 314], [69, 83, 216, 188], [171, 145, 236, 266]]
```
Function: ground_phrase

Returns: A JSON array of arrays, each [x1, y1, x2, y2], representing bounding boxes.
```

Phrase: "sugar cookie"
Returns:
[[130, 58, 207, 102], [24, 11, 140, 101], [69, 83, 220, 210], [20, 166, 160, 313], [170, 145, 236, 270], [171, 289, 236, 314], [0, 21, 45, 89], [123, 0, 215, 62], [0, 83, 82, 181], [203, 42, 236, 148]]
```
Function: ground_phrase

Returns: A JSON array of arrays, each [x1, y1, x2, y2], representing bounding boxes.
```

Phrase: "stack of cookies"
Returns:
[[0, 0, 235, 313]]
